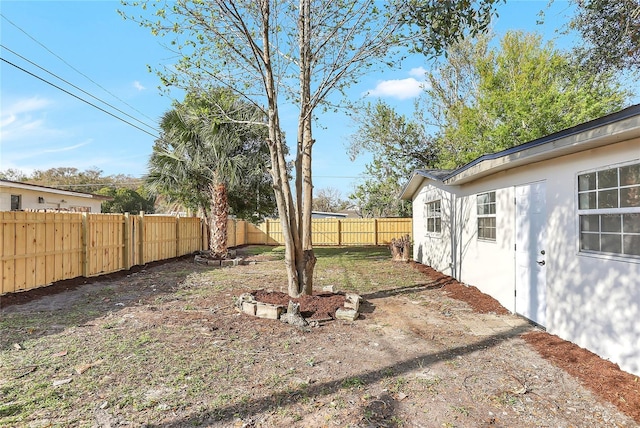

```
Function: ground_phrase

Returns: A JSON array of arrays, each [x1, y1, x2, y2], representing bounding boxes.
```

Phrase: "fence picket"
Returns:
[[1, 213, 411, 295]]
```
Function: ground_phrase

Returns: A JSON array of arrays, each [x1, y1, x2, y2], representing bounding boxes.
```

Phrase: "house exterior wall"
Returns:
[[411, 137, 640, 375], [0, 187, 103, 212]]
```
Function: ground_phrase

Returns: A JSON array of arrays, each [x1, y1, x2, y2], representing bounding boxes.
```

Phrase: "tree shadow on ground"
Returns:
[[145, 323, 532, 427]]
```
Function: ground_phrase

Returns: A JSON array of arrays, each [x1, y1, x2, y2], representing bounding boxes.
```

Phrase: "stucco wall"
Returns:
[[411, 137, 640, 375], [412, 183, 454, 275], [0, 187, 103, 212]]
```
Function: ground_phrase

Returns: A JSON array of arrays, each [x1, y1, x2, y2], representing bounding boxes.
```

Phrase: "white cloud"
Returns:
[[41, 140, 92, 154], [0, 97, 60, 142], [365, 77, 425, 100], [409, 67, 427, 78], [8, 96, 52, 115], [133, 81, 146, 91]]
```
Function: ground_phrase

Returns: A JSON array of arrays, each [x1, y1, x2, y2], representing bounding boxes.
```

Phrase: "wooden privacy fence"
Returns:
[[2, 213, 411, 295], [234, 217, 413, 247], [1, 211, 204, 295]]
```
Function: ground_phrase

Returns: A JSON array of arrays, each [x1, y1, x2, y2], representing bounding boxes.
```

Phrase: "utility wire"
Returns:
[[0, 12, 158, 124], [1, 57, 159, 139], [1, 44, 159, 134]]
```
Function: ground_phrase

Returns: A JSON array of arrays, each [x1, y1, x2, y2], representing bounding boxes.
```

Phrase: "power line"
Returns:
[[1, 57, 159, 139], [0, 12, 159, 125], [1, 44, 159, 134]]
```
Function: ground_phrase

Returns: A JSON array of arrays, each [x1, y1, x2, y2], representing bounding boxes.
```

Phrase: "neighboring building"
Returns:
[[401, 105, 640, 375], [0, 180, 112, 212], [311, 211, 349, 219]]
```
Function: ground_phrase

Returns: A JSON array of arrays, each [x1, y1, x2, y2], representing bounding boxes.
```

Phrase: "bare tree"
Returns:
[[312, 187, 349, 213], [120, 0, 499, 296]]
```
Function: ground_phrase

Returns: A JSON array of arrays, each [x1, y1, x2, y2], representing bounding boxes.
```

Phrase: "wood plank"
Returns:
[[24, 211, 37, 290], [13, 212, 27, 291], [34, 212, 47, 287], [44, 213, 55, 284], [1, 212, 15, 294]]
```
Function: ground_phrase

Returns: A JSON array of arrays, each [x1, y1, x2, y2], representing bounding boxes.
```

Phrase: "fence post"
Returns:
[[81, 212, 89, 277], [123, 213, 131, 270], [337, 219, 342, 246], [244, 220, 248, 245], [138, 211, 145, 265], [201, 218, 207, 251], [374, 218, 378, 246], [265, 220, 270, 245], [175, 215, 180, 257]]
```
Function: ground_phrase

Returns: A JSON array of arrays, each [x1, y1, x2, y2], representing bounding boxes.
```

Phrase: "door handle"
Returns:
[[537, 260, 545, 266]]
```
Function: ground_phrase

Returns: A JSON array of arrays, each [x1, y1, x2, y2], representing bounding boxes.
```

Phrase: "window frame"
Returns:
[[10, 194, 21, 211], [576, 161, 640, 259], [425, 199, 442, 235], [476, 191, 497, 242]]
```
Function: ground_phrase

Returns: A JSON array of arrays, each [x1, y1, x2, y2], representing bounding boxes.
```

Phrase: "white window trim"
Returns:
[[425, 199, 442, 236], [576, 160, 640, 260], [477, 191, 496, 242]]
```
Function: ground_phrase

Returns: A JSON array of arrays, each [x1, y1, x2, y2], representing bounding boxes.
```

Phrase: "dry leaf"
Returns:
[[12, 343, 23, 350], [52, 351, 68, 357], [53, 378, 72, 387], [75, 359, 104, 375]]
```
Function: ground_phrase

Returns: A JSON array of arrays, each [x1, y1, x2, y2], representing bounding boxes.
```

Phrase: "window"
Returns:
[[477, 191, 496, 241], [426, 200, 441, 234], [577, 162, 640, 257], [10, 194, 21, 211]]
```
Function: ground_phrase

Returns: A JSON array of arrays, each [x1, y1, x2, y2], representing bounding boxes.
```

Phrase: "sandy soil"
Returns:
[[1, 250, 638, 427]]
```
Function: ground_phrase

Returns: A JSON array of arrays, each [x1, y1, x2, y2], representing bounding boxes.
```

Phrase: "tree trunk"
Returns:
[[390, 234, 411, 262], [296, 0, 316, 296], [260, 0, 316, 298], [209, 182, 228, 259]]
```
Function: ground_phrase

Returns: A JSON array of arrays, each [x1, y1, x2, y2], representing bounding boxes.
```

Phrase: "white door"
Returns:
[[515, 181, 547, 326]]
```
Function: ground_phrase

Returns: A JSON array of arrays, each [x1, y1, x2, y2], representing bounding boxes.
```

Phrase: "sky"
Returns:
[[0, 1, 581, 197]]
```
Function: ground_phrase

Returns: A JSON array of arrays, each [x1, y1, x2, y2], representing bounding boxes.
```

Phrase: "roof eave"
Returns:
[[443, 105, 640, 186]]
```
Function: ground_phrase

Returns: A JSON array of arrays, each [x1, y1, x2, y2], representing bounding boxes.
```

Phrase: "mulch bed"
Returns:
[[410, 261, 510, 314], [252, 289, 346, 320], [523, 331, 640, 423]]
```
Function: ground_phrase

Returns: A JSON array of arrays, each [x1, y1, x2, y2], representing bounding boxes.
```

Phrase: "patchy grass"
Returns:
[[1, 246, 635, 427], [0, 247, 426, 426]]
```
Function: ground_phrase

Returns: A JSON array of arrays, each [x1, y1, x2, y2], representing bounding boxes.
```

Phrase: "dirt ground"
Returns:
[[1, 248, 638, 427]]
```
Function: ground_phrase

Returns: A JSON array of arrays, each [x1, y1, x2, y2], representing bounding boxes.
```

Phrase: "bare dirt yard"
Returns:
[[1, 246, 638, 427]]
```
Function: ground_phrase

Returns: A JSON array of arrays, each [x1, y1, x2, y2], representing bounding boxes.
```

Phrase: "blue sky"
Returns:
[[1, 1, 579, 197]]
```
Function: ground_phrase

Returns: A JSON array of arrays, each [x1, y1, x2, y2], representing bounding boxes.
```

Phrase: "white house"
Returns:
[[0, 180, 111, 212], [401, 105, 640, 376]]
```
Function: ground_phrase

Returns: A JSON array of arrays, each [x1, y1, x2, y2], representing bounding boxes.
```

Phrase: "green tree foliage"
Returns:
[[29, 167, 105, 192], [0, 169, 28, 182], [148, 90, 274, 222], [569, 0, 640, 73], [426, 31, 629, 168], [348, 101, 436, 217], [121, 0, 510, 296], [350, 163, 413, 218], [402, 0, 505, 55], [147, 89, 274, 256], [0, 167, 142, 194], [98, 187, 155, 213], [312, 188, 350, 213]]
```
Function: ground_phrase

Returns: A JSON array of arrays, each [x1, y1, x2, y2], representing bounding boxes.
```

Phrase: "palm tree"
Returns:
[[147, 90, 268, 258]]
